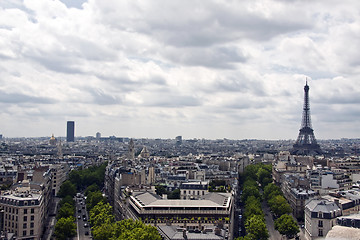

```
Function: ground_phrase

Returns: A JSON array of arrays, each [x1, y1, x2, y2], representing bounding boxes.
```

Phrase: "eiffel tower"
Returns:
[[291, 81, 322, 155]]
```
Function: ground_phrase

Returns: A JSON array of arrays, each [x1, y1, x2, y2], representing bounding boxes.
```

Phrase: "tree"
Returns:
[[112, 219, 161, 240], [268, 195, 291, 218], [69, 170, 82, 189], [56, 203, 75, 220], [264, 183, 282, 200], [92, 222, 115, 240], [155, 185, 167, 196], [241, 185, 261, 203], [89, 202, 114, 228], [54, 216, 76, 240], [245, 215, 268, 240], [275, 214, 300, 239], [234, 236, 251, 240], [257, 167, 272, 188], [86, 190, 106, 211], [244, 196, 263, 221], [85, 183, 100, 196], [167, 189, 180, 199], [59, 195, 75, 207], [57, 180, 76, 198]]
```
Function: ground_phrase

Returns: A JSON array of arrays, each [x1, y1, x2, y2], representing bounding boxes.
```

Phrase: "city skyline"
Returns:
[[1, 1, 360, 140]]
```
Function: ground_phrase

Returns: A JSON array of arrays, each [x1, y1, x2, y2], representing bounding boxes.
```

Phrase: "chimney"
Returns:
[[334, 199, 341, 209], [183, 230, 187, 240]]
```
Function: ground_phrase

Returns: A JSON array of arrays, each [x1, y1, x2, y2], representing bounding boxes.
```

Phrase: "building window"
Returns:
[[31, 208, 34, 214], [319, 229, 323, 236], [24, 209, 27, 214], [23, 230, 27, 236], [30, 222, 34, 228], [23, 223, 27, 229], [30, 230, 34, 235], [318, 212, 323, 218], [16, 209, 18, 214], [318, 220, 323, 227], [184, 190, 186, 194], [31, 215, 34, 221], [23, 216, 27, 221]]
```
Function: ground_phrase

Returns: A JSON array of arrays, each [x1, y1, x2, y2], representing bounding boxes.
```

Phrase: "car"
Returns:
[[84, 223, 88, 227], [82, 206, 85, 209], [78, 209, 81, 213], [85, 231, 89, 235], [77, 215, 81, 219], [83, 217, 86, 221]]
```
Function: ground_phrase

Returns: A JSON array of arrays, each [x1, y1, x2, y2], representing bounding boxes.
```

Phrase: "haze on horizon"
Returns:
[[0, 0, 360, 140]]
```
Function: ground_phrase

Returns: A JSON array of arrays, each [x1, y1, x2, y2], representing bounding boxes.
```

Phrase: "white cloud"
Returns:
[[0, 0, 359, 139]]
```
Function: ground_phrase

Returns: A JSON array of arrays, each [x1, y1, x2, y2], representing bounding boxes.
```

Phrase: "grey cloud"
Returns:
[[103, 1, 312, 47], [166, 46, 247, 69], [87, 88, 122, 105], [0, 91, 56, 104], [143, 94, 201, 108]]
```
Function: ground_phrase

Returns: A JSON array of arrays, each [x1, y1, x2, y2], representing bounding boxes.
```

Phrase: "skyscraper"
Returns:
[[66, 121, 75, 142], [291, 81, 321, 155]]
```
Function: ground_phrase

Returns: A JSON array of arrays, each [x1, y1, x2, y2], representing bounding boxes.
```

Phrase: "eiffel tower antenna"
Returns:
[[291, 79, 322, 155]]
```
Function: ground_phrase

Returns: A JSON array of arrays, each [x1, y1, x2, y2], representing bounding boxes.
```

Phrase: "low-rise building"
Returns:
[[180, 181, 208, 200], [128, 190, 233, 235]]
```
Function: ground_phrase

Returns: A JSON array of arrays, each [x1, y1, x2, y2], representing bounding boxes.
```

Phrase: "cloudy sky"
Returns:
[[1, 0, 360, 140]]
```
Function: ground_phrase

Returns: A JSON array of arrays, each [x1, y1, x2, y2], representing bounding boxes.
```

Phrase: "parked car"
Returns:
[[84, 223, 88, 228]]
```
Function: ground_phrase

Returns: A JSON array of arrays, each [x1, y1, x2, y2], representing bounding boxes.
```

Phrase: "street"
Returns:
[[74, 194, 92, 240]]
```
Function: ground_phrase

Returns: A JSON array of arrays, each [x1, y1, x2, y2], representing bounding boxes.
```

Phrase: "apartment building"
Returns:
[[0, 185, 45, 240], [304, 199, 342, 239]]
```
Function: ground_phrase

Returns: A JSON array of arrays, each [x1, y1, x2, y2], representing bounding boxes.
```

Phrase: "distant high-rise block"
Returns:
[[175, 135, 182, 146], [67, 121, 75, 142], [96, 132, 101, 139]]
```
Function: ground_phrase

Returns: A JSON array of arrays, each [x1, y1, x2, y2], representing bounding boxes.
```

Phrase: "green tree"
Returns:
[[245, 215, 269, 240], [85, 183, 100, 196], [57, 180, 76, 198], [268, 195, 291, 218], [241, 185, 261, 203], [264, 183, 282, 200], [155, 185, 167, 196], [86, 190, 106, 211], [59, 195, 75, 207], [89, 202, 114, 228], [234, 236, 251, 240], [167, 189, 180, 199], [244, 164, 260, 181], [112, 219, 161, 240], [244, 196, 263, 221], [257, 168, 272, 188], [56, 203, 75, 220], [69, 170, 82, 189], [275, 214, 300, 239], [92, 222, 115, 240], [54, 216, 76, 240]]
